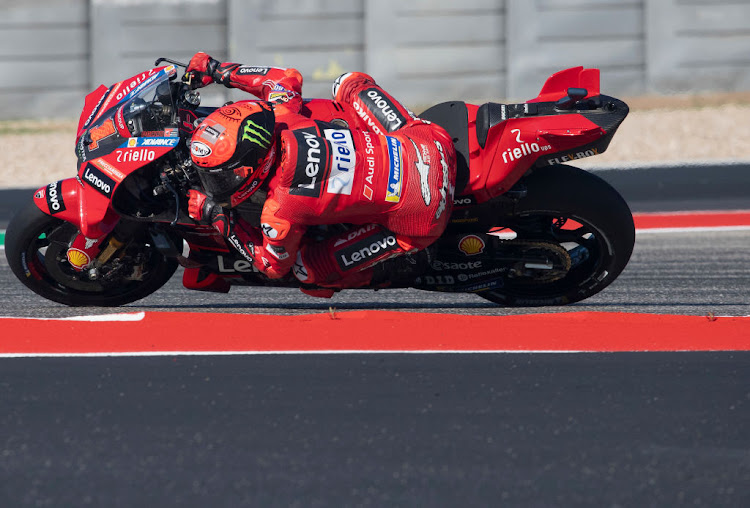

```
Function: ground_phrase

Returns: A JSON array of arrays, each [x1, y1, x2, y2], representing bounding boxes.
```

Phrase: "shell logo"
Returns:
[[66, 248, 91, 269], [458, 235, 485, 256]]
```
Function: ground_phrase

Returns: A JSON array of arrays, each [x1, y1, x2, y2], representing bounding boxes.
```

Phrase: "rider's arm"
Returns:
[[249, 195, 306, 279], [187, 52, 303, 113], [331, 72, 416, 134], [187, 189, 304, 279]]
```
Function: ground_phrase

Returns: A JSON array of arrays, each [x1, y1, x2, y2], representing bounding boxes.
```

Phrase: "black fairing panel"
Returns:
[[475, 102, 505, 149], [419, 101, 470, 195]]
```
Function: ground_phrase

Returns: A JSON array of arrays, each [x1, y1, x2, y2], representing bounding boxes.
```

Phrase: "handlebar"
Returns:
[[154, 57, 188, 68]]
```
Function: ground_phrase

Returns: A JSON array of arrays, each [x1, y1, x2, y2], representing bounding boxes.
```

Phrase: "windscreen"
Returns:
[[76, 66, 178, 165]]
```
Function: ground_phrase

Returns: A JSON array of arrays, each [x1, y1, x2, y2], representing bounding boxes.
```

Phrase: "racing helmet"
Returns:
[[190, 101, 276, 206]]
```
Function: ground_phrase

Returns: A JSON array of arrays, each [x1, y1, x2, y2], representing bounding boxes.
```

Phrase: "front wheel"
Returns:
[[5, 201, 178, 307], [478, 164, 635, 306]]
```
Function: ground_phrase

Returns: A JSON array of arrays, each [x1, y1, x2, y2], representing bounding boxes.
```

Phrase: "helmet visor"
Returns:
[[197, 166, 251, 202]]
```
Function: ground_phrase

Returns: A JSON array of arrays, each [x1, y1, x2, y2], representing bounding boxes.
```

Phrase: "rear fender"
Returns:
[[474, 114, 605, 201], [33, 177, 120, 239]]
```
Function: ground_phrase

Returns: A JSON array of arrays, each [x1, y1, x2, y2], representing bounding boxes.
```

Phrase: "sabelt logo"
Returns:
[[45, 181, 66, 214], [191, 141, 212, 158], [83, 166, 116, 197], [336, 231, 399, 270]]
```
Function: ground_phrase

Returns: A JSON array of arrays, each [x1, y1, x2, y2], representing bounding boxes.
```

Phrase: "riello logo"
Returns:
[[501, 141, 548, 163], [501, 128, 552, 164]]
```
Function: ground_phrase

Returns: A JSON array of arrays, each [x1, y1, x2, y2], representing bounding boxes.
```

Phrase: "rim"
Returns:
[[487, 211, 612, 299], [21, 219, 164, 299]]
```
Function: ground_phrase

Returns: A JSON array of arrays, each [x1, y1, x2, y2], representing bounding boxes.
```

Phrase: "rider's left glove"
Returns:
[[187, 189, 230, 236]]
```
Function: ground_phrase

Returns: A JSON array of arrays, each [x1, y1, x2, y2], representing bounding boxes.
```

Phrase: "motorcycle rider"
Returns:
[[183, 52, 457, 297]]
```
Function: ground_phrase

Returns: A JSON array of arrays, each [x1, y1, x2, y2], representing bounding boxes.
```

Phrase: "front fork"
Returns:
[[65, 219, 145, 276]]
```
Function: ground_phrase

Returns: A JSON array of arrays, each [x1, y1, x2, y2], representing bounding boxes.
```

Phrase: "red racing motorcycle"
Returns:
[[5, 58, 634, 307]]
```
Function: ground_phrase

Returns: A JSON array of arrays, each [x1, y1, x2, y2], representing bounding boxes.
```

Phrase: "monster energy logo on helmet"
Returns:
[[241, 118, 272, 149]]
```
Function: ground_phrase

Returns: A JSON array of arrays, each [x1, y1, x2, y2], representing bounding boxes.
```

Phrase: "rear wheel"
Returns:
[[5, 201, 178, 307], [478, 164, 635, 306]]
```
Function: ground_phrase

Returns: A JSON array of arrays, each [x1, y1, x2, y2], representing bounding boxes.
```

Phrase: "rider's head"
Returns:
[[190, 101, 275, 207]]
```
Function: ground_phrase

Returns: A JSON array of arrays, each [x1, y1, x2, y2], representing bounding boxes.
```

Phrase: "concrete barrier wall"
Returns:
[[0, 0, 89, 119], [2, 0, 749, 119]]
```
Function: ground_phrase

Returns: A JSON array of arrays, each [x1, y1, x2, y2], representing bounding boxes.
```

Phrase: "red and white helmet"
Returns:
[[190, 101, 276, 206]]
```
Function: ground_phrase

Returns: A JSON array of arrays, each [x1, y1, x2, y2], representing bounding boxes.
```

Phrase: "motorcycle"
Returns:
[[5, 58, 634, 307]]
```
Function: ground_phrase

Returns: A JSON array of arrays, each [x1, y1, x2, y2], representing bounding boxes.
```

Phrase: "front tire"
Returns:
[[479, 164, 635, 306], [5, 201, 178, 307]]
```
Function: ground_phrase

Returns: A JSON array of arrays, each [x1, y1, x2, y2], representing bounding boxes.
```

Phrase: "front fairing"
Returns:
[[75, 65, 180, 170], [56, 66, 185, 236]]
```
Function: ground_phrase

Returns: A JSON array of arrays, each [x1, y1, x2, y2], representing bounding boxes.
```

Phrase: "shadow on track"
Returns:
[[132, 301, 500, 311]]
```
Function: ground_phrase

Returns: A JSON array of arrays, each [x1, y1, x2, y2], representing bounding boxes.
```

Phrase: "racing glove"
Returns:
[[185, 52, 221, 88], [185, 52, 240, 89], [187, 189, 230, 236], [188, 190, 266, 273]]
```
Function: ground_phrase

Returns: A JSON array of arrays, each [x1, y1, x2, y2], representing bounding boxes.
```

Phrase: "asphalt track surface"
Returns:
[[1, 164, 749, 507]]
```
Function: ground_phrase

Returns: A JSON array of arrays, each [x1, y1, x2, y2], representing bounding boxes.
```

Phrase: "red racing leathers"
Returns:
[[188, 55, 457, 292]]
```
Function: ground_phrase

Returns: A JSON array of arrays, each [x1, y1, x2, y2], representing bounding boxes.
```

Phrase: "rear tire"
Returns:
[[5, 201, 178, 307], [478, 164, 635, 306]]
